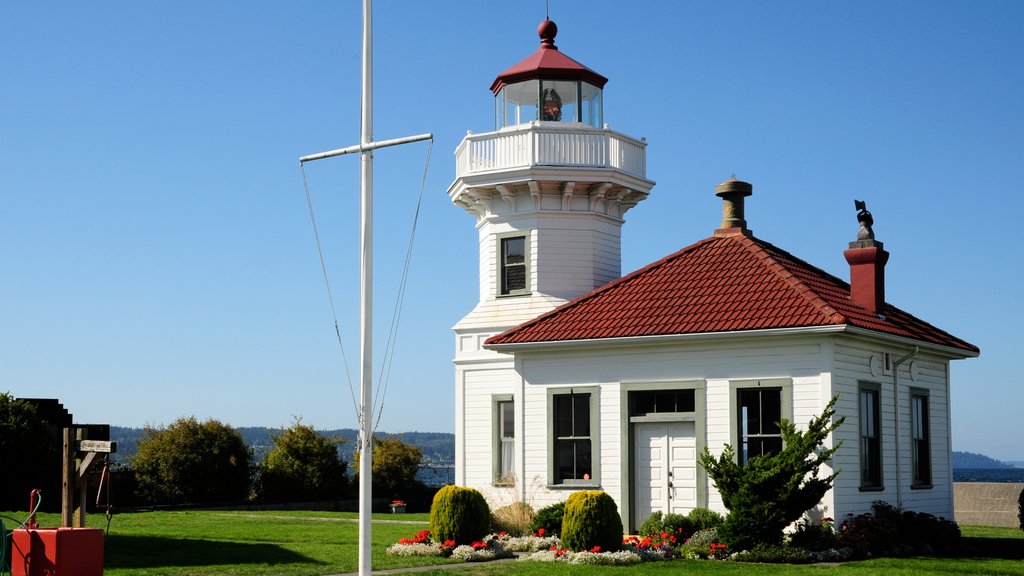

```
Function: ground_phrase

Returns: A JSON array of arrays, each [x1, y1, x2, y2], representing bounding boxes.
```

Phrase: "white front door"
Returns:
[[633, 421, 697, 529]]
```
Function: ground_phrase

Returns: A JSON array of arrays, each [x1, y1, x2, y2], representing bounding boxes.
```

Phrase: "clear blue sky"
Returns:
[[3, 2, 1021, 461]]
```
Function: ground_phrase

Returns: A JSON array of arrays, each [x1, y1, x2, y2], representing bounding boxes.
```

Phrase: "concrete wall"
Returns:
[[954, 482, 1024, 527]]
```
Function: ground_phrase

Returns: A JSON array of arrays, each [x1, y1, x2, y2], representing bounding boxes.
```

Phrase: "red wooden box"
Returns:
[[10, 528, 104, 576]]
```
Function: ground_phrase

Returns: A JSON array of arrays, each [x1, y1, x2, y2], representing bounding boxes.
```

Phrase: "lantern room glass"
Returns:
[[495, 79, 603, 129]]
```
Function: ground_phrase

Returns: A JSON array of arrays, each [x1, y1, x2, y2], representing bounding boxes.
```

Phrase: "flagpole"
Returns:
[[297, 4, 431, 573], [358, 0, 374, 575]]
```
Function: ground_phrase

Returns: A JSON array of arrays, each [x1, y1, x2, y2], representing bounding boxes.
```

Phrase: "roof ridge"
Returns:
[[486, 236, 721, 344], [733, 235, 849, 325]]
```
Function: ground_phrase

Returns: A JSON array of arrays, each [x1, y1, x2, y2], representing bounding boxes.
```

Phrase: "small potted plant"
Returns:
[[390, 499, 406, 514]]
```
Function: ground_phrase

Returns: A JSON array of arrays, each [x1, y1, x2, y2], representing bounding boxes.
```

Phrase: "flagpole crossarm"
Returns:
[[299, 133, 434, 164]]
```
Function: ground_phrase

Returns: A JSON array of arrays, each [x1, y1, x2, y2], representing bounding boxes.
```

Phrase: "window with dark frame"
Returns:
[[632, 389, 695, 416], [860, 386, 883, 488], [554, 393, 591, 483], [911, 392, 931, 486], [736, 388, 783, 466], [500, 236, 527, 295]]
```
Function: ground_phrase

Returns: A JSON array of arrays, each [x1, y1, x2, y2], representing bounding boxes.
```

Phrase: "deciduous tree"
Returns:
[[0, 392, 54, 510], [132, 417, 252, 504], [258, 420, 349, 501], [353, 436, 422, 495]]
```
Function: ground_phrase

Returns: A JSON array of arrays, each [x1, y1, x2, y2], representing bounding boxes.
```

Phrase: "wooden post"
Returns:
[[60, 426, 116, 528], [75, 428, 88, 527], [61, 427, 75, 527]]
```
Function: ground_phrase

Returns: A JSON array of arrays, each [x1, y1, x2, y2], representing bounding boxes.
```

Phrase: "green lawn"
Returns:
[[4, 510, 1023, 576]]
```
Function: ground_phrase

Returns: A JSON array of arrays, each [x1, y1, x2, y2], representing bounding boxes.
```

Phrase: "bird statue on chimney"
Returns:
[[855, 199, 874, 241]]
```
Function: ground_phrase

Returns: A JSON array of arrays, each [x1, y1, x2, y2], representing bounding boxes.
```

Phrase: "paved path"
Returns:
[[327, 558, 518, 576]]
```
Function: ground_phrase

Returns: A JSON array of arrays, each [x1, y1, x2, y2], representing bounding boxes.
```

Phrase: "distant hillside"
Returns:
[[109, 426, 454, 464], [953, 451, 1016, 469]]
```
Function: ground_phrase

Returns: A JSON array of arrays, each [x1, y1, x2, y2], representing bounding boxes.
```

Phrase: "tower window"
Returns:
[[499, 235, 529, 296]]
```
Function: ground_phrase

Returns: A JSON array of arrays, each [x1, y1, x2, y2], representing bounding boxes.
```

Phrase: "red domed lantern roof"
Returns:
[[490, 19, 608, 95]]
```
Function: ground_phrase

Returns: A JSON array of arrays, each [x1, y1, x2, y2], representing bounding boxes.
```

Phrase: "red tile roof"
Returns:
[[485, 231, 978, 354]]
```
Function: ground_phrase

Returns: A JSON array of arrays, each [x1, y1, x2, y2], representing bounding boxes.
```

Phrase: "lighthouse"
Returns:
[[450, 19, 654, 494]]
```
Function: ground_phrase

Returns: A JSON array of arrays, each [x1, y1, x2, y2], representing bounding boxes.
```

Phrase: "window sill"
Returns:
[[911, 483, 934, 490], [546, 483, 601, 490], [492, 481, 516, 488], [859, 485, 885, 492], [497, 291, 532, 299]]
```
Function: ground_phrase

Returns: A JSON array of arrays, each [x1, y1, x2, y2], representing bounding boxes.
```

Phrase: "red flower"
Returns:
[[498, 531, 507, 537], [589, 545, 602, 553], [550, 545, 558, 551], [536, 528, 545, 537], [442, 539, 456, 548], [470, 540, 488, 550], [661, 531, 668, 539]]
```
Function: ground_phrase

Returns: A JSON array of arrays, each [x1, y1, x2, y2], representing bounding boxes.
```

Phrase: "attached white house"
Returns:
[[448, 19, 978, 533]]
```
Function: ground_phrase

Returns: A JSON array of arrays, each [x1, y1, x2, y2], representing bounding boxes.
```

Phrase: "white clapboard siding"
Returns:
[[459, 366, 517, 500]]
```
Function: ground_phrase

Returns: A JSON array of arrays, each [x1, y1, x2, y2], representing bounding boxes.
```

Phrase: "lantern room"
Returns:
[[490, 19, 607, 129]]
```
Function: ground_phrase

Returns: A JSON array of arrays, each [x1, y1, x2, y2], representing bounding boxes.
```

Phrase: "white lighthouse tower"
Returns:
[[449, 19, 654, 496]]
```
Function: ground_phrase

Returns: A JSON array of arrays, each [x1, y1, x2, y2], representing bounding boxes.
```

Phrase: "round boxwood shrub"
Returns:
[[429, 485, 490, 545], [561, 490, 623, 552]]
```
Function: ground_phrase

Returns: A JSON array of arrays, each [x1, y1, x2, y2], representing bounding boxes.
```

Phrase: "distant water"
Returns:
[[953, 468, 1024, 483]]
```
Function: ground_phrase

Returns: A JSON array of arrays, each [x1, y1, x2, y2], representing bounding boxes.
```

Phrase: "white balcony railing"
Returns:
[[455, 123, 647, 180]]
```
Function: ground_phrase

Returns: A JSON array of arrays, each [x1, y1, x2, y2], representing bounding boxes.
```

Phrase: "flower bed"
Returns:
[[387, 526, 733, 564]]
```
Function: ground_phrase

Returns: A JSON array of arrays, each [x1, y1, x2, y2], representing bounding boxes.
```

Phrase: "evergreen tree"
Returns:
[[699, 395, 845, 551]]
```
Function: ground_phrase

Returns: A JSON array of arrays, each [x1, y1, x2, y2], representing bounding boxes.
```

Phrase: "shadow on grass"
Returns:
[[105, 534, 325, 569], [960, 536, 1024, 561]]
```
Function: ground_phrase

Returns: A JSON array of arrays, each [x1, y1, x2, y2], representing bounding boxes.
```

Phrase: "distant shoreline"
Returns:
[[953, 468, 1024, 483]]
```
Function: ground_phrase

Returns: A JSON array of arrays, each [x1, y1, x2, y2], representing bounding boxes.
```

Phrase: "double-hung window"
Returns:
[[859, 383, 883, 489], [495, 399, 515, 485], [736, 387, 783, 465], [553, 392, 593, 483], [911, 389, 931, 487], [499, 235, 529, 296]]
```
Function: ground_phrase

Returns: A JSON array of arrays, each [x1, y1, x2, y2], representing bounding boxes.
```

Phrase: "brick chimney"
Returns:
[[843, 200, 889, 314], [714, 176, 753, 236]]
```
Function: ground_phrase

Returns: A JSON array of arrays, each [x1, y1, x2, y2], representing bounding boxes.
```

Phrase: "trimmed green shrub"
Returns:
[[734, 543, 812, 564], [429, 486, 490, 545], [838, 501, 960, 558], [688, 507, 725, 531], [789, 519, 838, 551], [531, 501, 565, 536], [638, 511, 664, 538], [661, 513, 693, 538], [491, 502, 534, 536], [561, 490, 623, 552], [639, 510, 696, 540]]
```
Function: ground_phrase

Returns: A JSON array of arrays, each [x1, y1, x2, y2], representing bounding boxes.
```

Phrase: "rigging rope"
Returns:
[[373, 139, 434, 436], [300, 163, 360, 419]]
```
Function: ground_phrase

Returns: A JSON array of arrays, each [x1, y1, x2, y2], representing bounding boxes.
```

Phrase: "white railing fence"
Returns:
[[456, 124, 646, 180]]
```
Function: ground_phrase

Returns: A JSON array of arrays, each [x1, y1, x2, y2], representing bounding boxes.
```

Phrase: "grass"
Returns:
[[3, 509, 1023, 576]]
